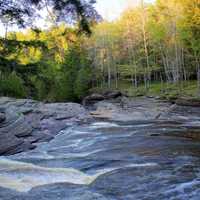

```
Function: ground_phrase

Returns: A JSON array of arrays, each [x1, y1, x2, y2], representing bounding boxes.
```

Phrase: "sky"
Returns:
[[95, 0, 149, 21], [0, 0, 155, 36]]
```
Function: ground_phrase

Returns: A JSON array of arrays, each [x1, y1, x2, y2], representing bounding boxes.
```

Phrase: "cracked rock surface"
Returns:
[[0, 97, 91, 156]]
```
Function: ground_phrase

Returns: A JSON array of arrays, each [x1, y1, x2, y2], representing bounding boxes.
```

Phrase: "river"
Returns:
[[0, 114, 200, 199]]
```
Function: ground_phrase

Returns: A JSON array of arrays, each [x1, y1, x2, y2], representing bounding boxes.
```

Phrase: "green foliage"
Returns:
[[88, 0, 200, 94], [0, 0, 100, 34], [59, 45, 92, 101], [1, 0, 199, 101], [0, 25, 92, 102], [33, 78, 47, 100], [0, 72, 27, 98], [75, 66, 92, 99], [62, 69, 77, 101]]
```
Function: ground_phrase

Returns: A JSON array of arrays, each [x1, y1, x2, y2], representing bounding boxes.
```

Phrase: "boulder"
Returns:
[[83, 91, 123, 106], [87, 93, 105, 101], [83, 94, 105, 105], [103, 91, 122, 99]]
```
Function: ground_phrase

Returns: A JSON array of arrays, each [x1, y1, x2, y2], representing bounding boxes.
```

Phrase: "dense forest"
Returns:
[[0, 0, 199, 102]]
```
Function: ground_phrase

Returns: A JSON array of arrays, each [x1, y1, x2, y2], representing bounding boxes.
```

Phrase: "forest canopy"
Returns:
[[0, 0, 199, 101]]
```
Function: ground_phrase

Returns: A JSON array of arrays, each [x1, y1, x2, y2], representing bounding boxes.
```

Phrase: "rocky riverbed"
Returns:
[[1, 96, 200, 199], [0, 97, 91, 155], [1, 96, 200, 155]]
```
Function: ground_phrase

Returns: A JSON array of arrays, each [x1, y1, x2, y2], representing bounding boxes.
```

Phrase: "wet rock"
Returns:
[[83, 91, 123, 106], [27, 183, 111, 200], [0, 97, 91, 156], [0, 184, 113, 200], [1, 102, 200, 200], [27, 131, 54, 144], [83, 94, 105, 105], [0, 112, 5, 123], [175, 98, 200, 107], [103, 91, 122, 99], [167, 130, 200, 141], [159, 104, 200, 121], [91, 97, 172, 121], [0, 132, 24, 155]]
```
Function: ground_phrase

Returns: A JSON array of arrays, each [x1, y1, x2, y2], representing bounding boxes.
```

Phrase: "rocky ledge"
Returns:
[[88, 96, 172, 121], [1, 94, 200, 156], [0, 97, 91, 156], [175, 97, 200, 107], [83, 91, 123, 106]]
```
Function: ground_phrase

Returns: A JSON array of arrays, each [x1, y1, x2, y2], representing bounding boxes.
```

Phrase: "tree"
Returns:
[[86, 0, 200, 97], [75, 66, 92, 99], [88, 21, 122, 88], [0, 0, 100, 34], [178, 0, 200, 94], [141, 0, 150, 89]]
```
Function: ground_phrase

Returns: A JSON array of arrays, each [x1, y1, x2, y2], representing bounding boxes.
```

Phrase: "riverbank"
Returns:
[[92, 80, 200, 102]]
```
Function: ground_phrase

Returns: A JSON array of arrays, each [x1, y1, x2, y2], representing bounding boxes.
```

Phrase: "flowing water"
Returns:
[[0, 119, 200, 200]]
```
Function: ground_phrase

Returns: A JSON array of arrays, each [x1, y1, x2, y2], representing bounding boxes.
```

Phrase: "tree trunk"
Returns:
[[195, 55, 200, 96], [141, 0, 150, 89], [134, 67, 138, 88]]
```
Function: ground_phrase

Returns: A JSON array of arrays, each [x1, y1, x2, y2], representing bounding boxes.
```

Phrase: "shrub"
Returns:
[[74, 66, 92, 99], [0, 72, 27, 98]]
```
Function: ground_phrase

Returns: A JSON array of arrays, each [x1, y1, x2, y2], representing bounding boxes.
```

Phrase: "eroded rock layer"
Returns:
[[0, 97, 91, 156]]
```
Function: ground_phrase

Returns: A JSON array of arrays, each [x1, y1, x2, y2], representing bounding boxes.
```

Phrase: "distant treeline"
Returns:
[[88, 0, 200, 93]]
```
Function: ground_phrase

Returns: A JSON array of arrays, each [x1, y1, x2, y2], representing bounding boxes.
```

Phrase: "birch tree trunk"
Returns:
[[141, 0, 150, 89]]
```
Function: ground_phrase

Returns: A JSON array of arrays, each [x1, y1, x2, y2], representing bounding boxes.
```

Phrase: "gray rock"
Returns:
[[90, 97, 172, 121], [103, 91, 122, 99], [83, 91, 122, 106], [0, 97, 91, 156], [0, 112, 5, 123], [175, 98, 200, 107], [83, 94, 105, 105]]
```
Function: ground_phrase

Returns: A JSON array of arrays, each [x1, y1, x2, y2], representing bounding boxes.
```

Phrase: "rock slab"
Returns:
[[0, 97, 91, 156]]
